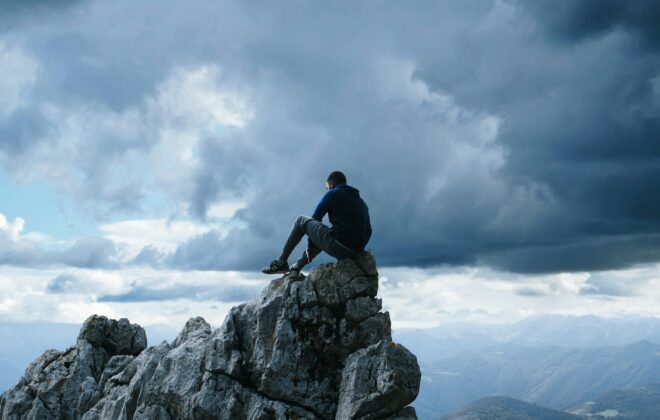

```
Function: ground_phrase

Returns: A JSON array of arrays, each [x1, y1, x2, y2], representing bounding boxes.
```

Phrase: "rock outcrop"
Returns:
[[0, 253, 421, 419]]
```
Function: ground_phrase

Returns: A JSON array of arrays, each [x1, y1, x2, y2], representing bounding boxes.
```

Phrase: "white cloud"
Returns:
[[152, 65, 253, 129], [0, 265, 266, 330], [379, 264, 660, 329], [145, 65, 254, 214], [4, 63, 253, 219], [0, 211, 243, 269], [5, 212, 660, 334], [0, 42, 38, 117], [18, 102, 148, 211], [0, 212, 119, 268], [0, 213, 54, 258], [2, 259, 660, 335], [206, 199, 246, 219], [0, 213, 25, 241], [100, 218, 229, 259]]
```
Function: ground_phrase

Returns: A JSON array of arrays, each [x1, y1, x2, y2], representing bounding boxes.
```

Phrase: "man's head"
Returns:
[[326, 170, 347, 190]]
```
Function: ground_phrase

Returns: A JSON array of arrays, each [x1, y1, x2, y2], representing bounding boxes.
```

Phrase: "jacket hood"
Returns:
[[336, 183, 360, 196]]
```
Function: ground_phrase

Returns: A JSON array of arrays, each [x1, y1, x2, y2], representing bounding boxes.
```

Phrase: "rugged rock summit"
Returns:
[[0, 253, 421, 419]]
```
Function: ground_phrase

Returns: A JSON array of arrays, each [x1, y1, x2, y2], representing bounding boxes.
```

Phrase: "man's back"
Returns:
[[313, 184, 372, 251]]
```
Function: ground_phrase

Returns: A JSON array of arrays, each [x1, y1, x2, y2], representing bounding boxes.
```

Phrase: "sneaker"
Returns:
[[261, 259, 289, 274]]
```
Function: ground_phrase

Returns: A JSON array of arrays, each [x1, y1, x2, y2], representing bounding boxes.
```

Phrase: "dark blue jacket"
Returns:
[[310, 183, 372, 251]]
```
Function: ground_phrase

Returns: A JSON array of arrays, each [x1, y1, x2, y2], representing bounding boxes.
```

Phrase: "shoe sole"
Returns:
[[261, 269, 289, 275]]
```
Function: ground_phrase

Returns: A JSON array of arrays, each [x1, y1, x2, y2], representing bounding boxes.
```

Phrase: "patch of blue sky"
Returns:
[[0, 170, 96, 240], [140, 189, 171, 218]]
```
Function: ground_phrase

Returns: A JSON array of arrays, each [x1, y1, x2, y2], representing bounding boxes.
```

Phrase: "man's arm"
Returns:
[[311, 190, 333, 221], [365, 211, 372, 243]]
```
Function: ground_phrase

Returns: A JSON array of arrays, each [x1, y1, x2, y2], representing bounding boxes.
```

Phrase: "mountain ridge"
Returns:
[[441, 396, 581, 420]]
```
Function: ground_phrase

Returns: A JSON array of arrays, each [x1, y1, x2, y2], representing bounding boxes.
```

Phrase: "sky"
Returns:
[[1, 0, 660, 332]]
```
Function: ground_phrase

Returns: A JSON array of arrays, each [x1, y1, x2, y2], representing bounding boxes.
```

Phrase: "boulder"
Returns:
[[336, 340, 421, 419]]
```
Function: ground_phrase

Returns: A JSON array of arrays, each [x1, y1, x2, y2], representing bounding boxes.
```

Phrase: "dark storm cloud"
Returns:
[[167, 230, 225, 271], [0, 0, 82, 31], [512, 0, 660, 50], [1, 0, 659, 274], [410, 1, 660, 273], [188, 132, 258, 221], [165, 0, 660, 274], [484, 234, 660, 274]]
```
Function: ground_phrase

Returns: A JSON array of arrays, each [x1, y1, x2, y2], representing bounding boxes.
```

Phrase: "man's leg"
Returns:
[[291, 244, 322, 271], [278, 215, 314, 263], [262, 215, 315, 274], [291, 219, 355, 270]]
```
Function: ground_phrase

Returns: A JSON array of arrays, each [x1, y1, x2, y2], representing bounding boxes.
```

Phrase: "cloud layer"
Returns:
[[0, 0, 658, 274]]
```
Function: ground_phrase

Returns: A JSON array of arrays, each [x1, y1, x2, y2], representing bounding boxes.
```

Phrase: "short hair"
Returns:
[[327, 170, 347, 185]]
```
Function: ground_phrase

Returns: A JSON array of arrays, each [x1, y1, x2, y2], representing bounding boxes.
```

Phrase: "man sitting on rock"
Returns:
[[262, 170, 372, 274]]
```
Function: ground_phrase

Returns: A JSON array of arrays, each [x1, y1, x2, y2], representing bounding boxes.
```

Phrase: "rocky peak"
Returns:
[[78, 316, 147, 356], [0, 252, 421, 419]]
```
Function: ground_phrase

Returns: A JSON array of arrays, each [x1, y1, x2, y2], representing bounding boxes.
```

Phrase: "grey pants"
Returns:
[[281, 215, 357, 263]]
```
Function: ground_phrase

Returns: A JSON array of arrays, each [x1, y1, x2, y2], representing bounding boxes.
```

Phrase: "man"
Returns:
[[262, 171, 372, 274]]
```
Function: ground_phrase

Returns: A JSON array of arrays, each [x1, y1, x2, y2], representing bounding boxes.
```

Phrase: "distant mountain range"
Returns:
[[443, 383, 660, 420], [441, 396, 581, 420], [394, 314, 660, 361], [392, 314, 660, 419], [412, 341, 660, 418], [568, 383, 660, 419]]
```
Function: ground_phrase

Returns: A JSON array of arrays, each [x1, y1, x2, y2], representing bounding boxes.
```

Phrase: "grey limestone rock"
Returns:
[[336, 341, 421, 419], [1, 252, 420, 419], [0, 315, 147, 420]]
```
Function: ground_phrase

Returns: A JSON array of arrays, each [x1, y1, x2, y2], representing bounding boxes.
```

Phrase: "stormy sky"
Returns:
[[1, 0, 660, 329]]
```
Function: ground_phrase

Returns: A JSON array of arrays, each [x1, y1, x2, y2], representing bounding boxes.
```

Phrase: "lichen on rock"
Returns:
[[0, 252, 420, 419]]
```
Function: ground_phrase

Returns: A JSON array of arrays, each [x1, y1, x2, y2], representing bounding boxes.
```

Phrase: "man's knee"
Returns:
[[295, 215, 312, 229]]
